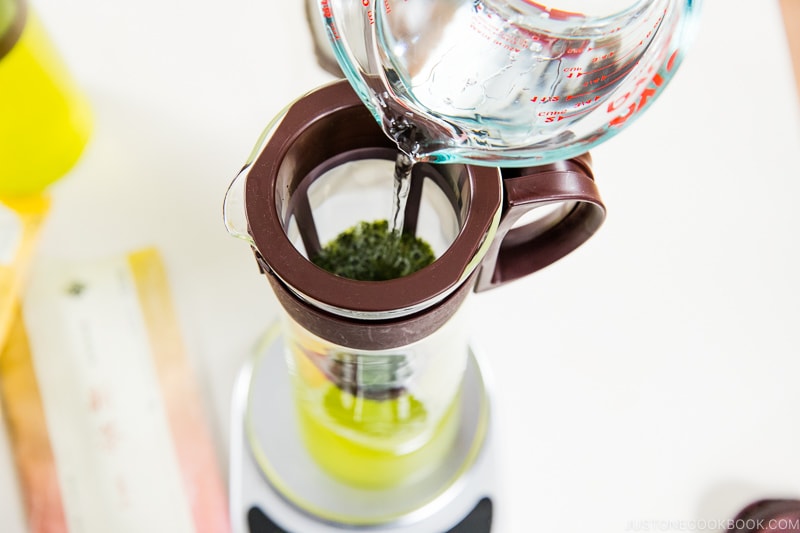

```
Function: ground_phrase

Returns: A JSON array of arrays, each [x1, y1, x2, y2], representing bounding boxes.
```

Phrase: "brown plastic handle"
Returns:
[[475, 153, 606, 292]]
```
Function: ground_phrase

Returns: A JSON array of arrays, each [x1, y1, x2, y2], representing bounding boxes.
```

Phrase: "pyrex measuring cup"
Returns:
[[224, 80, 605, 490], [318, 0, 700, 165]]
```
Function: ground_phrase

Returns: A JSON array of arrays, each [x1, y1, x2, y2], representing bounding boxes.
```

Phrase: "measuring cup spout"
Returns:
[[223, 165, 255, 246]]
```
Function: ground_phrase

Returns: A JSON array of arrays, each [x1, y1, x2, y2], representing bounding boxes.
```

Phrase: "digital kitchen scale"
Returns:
[[229, 327, 501, 533]]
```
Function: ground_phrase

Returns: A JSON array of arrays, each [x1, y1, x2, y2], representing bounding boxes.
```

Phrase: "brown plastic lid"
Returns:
[[245, 80, 502, 318], [242, 80, 605, 349]]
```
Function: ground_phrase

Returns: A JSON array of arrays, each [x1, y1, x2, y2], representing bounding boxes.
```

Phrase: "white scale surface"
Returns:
[[229, 328, 501, 533]]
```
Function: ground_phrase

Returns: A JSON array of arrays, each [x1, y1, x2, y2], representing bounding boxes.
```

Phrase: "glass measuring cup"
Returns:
[[317, 0, 700, 165], [224, 80, 605, 490]]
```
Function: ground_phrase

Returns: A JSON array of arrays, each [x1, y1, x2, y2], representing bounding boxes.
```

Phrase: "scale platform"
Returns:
[[229, 327, 500, 532]]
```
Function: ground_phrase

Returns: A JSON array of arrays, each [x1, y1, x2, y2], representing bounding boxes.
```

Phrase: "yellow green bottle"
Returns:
[[0, 0, 91, 197]]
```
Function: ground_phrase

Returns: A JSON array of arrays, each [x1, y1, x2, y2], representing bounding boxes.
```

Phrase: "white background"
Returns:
[[2, 0, 800, 532]]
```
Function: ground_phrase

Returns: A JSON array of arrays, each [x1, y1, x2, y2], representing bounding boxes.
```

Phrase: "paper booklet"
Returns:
[[1, 247, 230, 533]]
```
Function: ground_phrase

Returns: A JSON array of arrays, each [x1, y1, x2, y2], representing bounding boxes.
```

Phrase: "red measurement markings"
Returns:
[[537, 102, 599, 123], [469, 14, 531, 53], [360, 0, 391, 24], [560, 107, 594, 120], [580, 45, 638, 77], [520, 1, 583, 21], [569, 95, 602, 109], [608, 49, 679, 128], [563, 44, 590, 56], [530, 96, 561, 103], [531, 94, 601, 108], [565, 58, 639, 100], [320, 0, 333, 19], [360, 0, 375, 26], [539, 114, 566, 123], [319, 0, 340, 39], [473, 3, 551, 52], [565, 10, 665, 79]]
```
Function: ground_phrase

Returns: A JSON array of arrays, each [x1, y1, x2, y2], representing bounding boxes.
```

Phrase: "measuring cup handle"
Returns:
[[474, 153, 606, 292]]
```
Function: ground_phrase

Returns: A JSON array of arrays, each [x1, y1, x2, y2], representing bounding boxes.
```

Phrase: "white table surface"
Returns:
[[2, 1, 800, 532]]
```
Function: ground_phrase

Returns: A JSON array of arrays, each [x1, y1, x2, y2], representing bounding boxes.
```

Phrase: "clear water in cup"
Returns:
[[322, 0, 699, 165]]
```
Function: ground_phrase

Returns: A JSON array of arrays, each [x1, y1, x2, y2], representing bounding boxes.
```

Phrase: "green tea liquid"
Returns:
[[293, 377, 461, 489], [290, 218, 460, 488]]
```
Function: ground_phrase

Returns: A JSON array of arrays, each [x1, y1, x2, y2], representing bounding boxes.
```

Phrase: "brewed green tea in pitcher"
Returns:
[[224, 81, 605, 493]]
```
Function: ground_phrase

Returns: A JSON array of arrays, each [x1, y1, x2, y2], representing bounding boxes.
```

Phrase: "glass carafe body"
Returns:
[[272, 144, 483, 488], [282, 304, 469, 488], [224, 80, 605, 489]]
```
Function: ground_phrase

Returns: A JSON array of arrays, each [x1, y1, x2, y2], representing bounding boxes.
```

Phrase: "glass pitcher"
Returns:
[[224, 80, 605, 489]]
